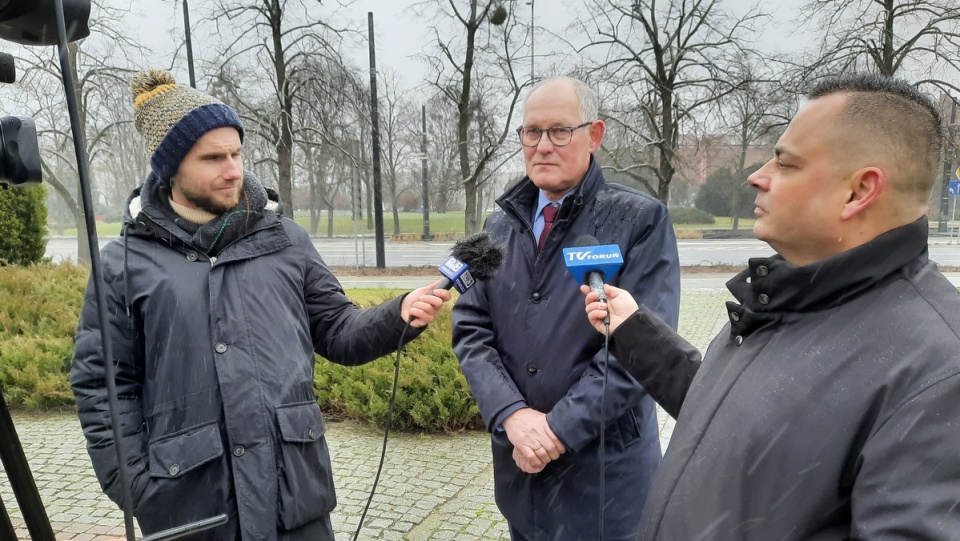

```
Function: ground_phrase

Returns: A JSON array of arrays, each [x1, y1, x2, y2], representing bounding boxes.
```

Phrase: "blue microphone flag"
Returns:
[[438, 256, 477, 293], [562, 243, 624, 285]]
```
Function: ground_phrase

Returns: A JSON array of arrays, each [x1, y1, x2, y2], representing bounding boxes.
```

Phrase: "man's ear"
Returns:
[[588, 120, 605, 153], [840, 166, 885, 220]]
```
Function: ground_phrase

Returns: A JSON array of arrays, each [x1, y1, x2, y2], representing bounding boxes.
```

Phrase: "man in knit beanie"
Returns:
[[127, 69, 267, 255], [132, 69, 245, 185], [70, 69, 452, 541]]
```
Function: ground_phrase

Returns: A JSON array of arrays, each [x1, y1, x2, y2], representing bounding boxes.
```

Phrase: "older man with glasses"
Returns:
[[452, 76, 681, 541]]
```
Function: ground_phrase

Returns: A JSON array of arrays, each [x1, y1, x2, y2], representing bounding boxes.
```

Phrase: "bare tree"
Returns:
[[579, 0, 761, 203], [207, 0, 350, 212], [799, 0, 960, 231], [293, 56, 363, 236], [378, 70, 418, 235], [800, 0, 960, 94], [423, 93, 466, 213], [721, 56, 795, 230], [418, 0, 527, 234], [208, 66, 284, 194]]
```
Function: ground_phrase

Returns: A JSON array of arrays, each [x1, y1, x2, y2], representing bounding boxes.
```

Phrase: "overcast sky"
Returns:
[[126, 0, 808, 97]]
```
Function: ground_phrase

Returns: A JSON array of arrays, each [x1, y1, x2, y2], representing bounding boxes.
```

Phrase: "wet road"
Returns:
[[45, 235, 960, 267]]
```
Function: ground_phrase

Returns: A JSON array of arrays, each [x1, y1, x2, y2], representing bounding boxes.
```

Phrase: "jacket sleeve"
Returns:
[[452, 279, 527, 432], [850, 371, 960, 539], [547, 207, 682, 452], [69, 255, 151, 511], [301, 238, 424, 365], [609, 305, 701, 419]]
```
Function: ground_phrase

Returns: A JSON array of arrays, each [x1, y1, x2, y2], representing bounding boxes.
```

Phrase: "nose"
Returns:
[[535, 132, 555, 153], [747, 159, 772, 191], [224, 155, 243, 180]]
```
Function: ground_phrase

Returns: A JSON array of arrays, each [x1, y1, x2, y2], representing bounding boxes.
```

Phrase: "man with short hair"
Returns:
[[453, 76, 681, 540], [70, 69, 451, 541], [583, 73, 960, 539]]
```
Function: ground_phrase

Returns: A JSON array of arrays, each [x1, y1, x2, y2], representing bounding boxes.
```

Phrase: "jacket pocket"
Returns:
[[275, 401, 336, 531], [148, 421, 224, 479], [138, 421, 229, 533]]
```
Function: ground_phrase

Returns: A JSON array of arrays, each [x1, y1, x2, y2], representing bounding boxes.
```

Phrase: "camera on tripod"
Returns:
[[0, 0, 91, 187], [0, 52, 42, 187], [0, 111, 41, 187]]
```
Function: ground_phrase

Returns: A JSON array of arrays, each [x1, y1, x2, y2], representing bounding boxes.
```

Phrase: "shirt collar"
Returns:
[[534, 190, 572, 220]]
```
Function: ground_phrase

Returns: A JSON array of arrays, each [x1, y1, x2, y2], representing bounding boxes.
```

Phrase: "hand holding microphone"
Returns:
[[582, 283, 639, 335], [403, 280, 451, 328], [401, 231, 505, 327]]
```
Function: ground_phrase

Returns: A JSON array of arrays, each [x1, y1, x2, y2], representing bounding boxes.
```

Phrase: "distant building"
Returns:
[[669, 135, 774, 207]]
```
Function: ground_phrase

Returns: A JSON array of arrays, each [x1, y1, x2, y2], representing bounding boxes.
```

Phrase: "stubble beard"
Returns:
[[183, 188, 240, 215]]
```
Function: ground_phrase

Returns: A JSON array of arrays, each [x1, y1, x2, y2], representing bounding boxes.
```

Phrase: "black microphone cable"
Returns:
[[599, 306, 610, 541], [351, 232, 503, 540], [352, 319, 413, 541]]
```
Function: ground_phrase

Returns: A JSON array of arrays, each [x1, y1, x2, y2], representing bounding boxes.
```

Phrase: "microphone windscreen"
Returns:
[[450, 231, 505, 282], [573, 235, 599, 248]]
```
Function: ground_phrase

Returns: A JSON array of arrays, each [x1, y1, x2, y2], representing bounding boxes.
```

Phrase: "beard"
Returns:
[[179, 186, 241, 215]]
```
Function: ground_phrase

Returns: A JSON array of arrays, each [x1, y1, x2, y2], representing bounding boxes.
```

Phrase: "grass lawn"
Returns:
[[674, 216, 756, 230], [53, 211, 754, 238]]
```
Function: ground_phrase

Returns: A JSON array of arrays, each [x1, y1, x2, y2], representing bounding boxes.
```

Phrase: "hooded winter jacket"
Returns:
[[452, 158, 681, 540], [70, 180, 422, 541], [609, 217, 960, 540]]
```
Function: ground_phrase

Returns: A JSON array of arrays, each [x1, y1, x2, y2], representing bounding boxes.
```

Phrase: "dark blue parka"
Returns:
[[452, 158, 681, 540], [70, 186, 422, 541]]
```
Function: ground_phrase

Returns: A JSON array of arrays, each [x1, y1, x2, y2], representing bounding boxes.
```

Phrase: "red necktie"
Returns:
[[538, 204, 559, 251]]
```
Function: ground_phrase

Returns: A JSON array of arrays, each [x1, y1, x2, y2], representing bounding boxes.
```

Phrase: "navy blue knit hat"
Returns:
[[131, 69, 245, 183]]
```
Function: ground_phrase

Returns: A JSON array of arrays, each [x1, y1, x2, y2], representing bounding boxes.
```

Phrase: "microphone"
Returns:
[[437, 231, 506, 293], [563, 235, 623, 312]]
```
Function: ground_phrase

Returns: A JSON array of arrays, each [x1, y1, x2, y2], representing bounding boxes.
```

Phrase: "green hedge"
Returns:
[[0, 264, 86, 407], [0, 263, 482, 431], [0, 184, 48, 266], [669, 206, 715, 225]]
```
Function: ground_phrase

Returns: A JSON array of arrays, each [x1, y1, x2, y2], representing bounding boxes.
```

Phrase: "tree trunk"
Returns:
[[656, 89, 676, 204], [46, 172, 90, 265], [733, 130, 748, 231], [880, 0, 894, 76], [304, 144, 318, 235], [457, 1, 480, 235], [326, 199, 335, 238], [269, 0, 294, 211]]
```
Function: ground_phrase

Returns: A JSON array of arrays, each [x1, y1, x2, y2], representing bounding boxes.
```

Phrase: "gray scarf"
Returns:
[[141, 170, 270, 255]]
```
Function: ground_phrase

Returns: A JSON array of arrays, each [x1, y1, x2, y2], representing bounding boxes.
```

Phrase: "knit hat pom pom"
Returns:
[[131, 69, 177, 100]]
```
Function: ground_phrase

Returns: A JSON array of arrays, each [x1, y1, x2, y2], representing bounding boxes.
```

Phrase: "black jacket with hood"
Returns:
[[70, 175, 422, 540], [610, 218, 960, 540]]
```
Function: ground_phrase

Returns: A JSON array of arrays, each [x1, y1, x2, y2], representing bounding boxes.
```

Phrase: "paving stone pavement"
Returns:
[[1, 284, 733, 541]]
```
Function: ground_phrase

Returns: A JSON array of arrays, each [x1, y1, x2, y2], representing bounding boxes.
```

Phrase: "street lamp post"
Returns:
[[527, 0, 535, 82], [182, 0, 196, 88], [421, 105, 432, 241]]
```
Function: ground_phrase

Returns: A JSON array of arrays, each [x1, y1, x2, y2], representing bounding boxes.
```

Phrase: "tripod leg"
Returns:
[[0, 389, 55, 541], [0, 494, 19, 540]]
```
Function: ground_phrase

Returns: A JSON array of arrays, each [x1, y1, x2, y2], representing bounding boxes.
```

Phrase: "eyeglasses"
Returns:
[[516, 122, 593, 147]]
